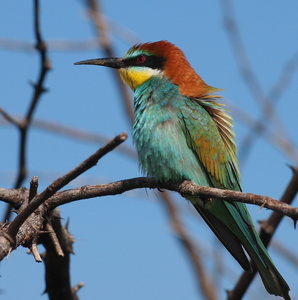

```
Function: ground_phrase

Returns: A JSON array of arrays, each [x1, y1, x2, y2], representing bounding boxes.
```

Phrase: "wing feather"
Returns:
[[181, 97, 240, 190]]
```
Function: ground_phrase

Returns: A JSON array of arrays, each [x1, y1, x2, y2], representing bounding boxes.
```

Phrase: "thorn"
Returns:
[[45, 222, 64, 257], [293, 218, 297, 229], [258, 203, 266, 213], [6, 248, 12, 261], [65, 218, 70, 230], [31, 242, 42, 262], [29, 176, 39, 202], [41, 86, 49, 93], [42, 287, 48, 295], [72, 282, 85, 294], [226, 289, 232, 298], [286, 164, 297, 174], [29, 81, 48, 93]]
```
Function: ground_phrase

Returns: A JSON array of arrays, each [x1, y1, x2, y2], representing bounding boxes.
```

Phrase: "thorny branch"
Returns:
[[45, 175, 298, 220], [2, 0, 51, 223], [0, 132, 127, 300], [40, 209, 78, 300], [0, 169, 297, 262], [7, 132, 128, 239]]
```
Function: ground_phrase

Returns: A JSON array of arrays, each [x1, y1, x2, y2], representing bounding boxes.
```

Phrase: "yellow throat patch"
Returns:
[[120, 68, 161, 90]]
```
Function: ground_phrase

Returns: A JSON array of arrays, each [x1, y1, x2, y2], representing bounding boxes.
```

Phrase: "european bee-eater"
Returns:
[[75, 41, 290, 299]]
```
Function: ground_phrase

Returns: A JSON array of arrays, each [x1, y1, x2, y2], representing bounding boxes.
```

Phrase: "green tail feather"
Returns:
[[191, 198, 290, 299], [245, 233, 290, 299]]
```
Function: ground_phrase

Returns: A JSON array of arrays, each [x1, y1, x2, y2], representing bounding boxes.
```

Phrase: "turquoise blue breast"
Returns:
[[133, 76, 211, 186]]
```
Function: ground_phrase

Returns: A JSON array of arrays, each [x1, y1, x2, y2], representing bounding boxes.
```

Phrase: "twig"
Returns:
[[7, 132, 127, 239], [0, 187, 28, 207], [3, 0, 51, 222], [2, 176, 297, 220], [0, 107, 21, 127], [17, 0, 51, 185], [31, 238, 42, 262], [29, 176, 39, 202], [40, 209, 77, 300], [1, 175, 297, 222], [0, 170, 296, 264], [72, 282, 85, 300], [43, 177, 298, 220], [45, 222, 64, 257]]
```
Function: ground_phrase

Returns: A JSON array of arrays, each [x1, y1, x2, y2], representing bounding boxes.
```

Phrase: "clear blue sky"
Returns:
[[0, 1, 297, 299]]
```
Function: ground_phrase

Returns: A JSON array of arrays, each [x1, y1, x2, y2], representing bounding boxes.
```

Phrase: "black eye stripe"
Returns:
[[124, 55, 165, 70]]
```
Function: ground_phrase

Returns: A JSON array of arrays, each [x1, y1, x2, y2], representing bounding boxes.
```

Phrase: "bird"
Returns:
[[75, 40, 290, 299]]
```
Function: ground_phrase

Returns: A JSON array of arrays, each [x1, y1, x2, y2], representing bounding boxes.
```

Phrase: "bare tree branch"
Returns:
[[0, 169, 296, 264], [1, 175, 297, 222], [7, 132, 128, 239], [0, 107, 21, 127], [40, 177, 298, 220], [0, 133, 127, 264], [3, 0, 51, 223], [40, 209, 77, 300]]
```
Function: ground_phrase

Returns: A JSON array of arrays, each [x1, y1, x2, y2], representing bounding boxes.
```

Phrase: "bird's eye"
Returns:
[[137, 55, 146, 64]]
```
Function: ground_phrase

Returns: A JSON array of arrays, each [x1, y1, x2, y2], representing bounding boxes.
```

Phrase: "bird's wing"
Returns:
[[178, 97, 266, 268], [179, 97, 241, 191]]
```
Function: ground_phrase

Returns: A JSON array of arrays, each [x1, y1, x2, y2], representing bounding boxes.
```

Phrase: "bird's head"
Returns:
[[75, 40, 220, 98]]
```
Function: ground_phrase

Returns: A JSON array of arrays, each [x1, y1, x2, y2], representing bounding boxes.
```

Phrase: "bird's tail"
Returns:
[[244, 233, 290, 300], [192, 201, 290, 299]]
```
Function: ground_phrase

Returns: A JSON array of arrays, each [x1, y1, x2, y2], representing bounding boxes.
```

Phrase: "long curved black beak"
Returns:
[[74, 57, 125, 69]]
